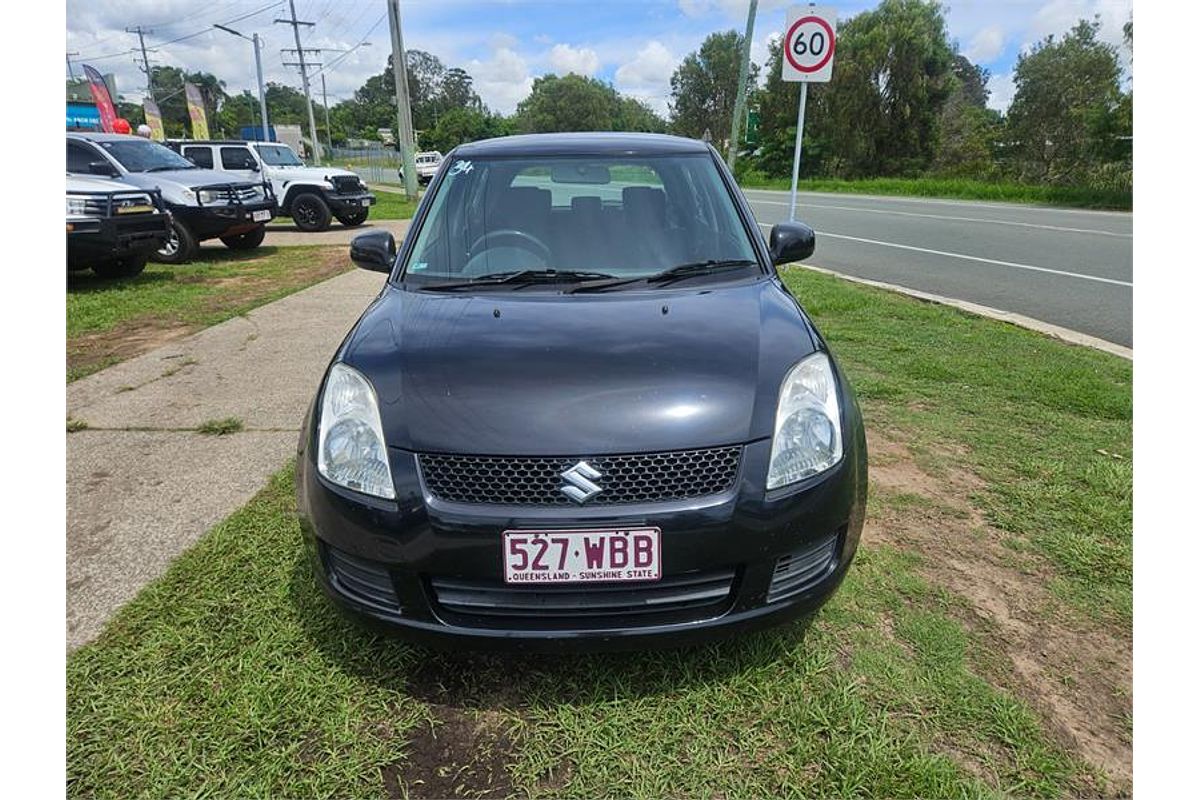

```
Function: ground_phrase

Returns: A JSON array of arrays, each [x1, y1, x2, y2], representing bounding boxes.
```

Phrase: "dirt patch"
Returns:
[[388, 704, 515, 799], [866, 430, 1132, 795], [69, 322, 196, 379]]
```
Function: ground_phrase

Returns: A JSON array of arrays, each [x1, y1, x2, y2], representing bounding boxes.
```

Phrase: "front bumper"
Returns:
[[296, 420, 867, 652], [171, 200, 277, 240], [67, 212, 172, 267], [326, 192, 376, 214]]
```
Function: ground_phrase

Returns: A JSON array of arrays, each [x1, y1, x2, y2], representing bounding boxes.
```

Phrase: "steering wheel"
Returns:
[[468, 229, 552, 264]]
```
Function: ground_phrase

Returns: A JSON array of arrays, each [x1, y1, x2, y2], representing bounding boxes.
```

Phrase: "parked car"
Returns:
[[66, 173, 171, 278], [168, 140, 375, 232], [68, 133, 276, 264], [296, 132, 868, 651], [398, 150, 443, 185]]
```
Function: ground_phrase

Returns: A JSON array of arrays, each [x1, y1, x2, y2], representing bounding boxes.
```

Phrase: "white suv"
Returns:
[[398, 151, 443, 186]]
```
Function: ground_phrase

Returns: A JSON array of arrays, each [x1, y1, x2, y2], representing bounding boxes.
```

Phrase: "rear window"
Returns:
[[401, 153, 757, 282], [220, 146, 256, 170], [183, 147, 212, 169]]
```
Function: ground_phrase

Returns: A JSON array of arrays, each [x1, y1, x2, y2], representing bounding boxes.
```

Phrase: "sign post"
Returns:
[[781, 5, 837, 220]]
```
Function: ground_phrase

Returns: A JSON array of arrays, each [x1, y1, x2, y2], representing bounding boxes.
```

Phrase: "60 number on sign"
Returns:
[[782, 6, 837, 83]]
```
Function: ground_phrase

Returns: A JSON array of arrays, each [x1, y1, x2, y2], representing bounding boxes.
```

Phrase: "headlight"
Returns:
[[766, 352, 843, 489], [197, 189, 223, 205], [317, 363, 395, 499], [179, 188, 197, 203], [66, 196, 88, 215]]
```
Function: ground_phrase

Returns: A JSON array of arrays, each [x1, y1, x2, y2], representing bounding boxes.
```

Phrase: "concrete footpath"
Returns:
[[66, 266, 389, 650]]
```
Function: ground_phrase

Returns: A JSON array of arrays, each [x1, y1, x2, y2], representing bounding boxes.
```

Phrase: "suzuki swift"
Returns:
[[296, 132, 867, 650]]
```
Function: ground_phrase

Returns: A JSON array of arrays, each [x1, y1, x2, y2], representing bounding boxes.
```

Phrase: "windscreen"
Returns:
[[256, 144, 304, 166], [401, 153, 758, 282], [97, 139, 195, 172]]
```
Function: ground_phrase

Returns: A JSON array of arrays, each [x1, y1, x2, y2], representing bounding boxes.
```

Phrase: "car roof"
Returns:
[[453, 132, 711, 158], [67, 132, 149, 143], [167, 139, 276, 146]]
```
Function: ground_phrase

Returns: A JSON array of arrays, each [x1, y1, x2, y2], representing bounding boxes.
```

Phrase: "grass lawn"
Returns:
[[66, 270, 1132, 798], [67, 245, 350, 382], [370, 189, 420, 220], [738, 174, 1132, 211]]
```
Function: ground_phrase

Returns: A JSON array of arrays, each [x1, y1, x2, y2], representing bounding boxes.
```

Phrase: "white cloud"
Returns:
[[547, 43, 600, 76], [965, 26, 1005, 63], [614, 40, 677, 115], [467, 46, 534, 115], [986, 71, 1015, 112]]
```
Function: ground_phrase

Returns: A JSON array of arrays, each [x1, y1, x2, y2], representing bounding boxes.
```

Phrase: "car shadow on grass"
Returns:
[[286, 550, 815, 712]]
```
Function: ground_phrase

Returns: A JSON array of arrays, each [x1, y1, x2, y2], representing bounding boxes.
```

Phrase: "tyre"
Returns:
[[220, 226, 267, 250], [335, 208, 369, 227], [152, 217, 198, 264], [290, 192, 332, 232], [92, 255, 148, 279]]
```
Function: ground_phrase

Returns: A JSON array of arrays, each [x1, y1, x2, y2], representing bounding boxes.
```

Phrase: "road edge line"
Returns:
[[789, 264, 1133, 361]]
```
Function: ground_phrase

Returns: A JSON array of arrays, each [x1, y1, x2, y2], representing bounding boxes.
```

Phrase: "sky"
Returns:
[[65, 0, 1133, 119]]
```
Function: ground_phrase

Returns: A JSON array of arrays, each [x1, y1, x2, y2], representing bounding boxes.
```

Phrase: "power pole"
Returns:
[[727, 0, 758, 171], [276, 0, 322, 164], [126, 25, 156, 101], [387, 0, 418, 200], [215, 24, 270, 142], [66, 52, 79, 81], [321, 73, 333, 154]]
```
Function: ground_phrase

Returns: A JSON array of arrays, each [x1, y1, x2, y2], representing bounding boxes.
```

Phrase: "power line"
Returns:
[[314, 11, 386, 77]]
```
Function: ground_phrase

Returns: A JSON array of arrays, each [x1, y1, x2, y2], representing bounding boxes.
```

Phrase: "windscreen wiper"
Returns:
[[569, 259, 758, 293], [418, 269, 618, 292]]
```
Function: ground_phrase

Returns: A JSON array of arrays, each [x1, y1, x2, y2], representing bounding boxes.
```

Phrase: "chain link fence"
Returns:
[[324, 147, 405, 187]]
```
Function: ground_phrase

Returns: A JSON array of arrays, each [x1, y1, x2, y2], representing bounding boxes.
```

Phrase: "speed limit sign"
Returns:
[[782, 6, 837, 82]]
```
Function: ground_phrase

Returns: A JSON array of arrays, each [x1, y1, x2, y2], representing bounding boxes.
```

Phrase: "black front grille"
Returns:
[[418, 447, 741, 506], [430, 568, 736, 630], [325, 545, 401, 614], [767, 533, 840, 603], [331, 175, 362, 194]]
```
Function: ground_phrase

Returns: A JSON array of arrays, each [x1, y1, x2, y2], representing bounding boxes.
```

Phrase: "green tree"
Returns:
[[669, 30, 758, 147], [421, 107, 510, 153], [931, 54, 1001, 177], [617, 97, 668, 133], [1005, 18, 1123, 184], [516, 74, 660, 133]]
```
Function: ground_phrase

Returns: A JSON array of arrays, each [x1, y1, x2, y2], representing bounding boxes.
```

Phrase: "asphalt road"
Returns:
[[742, 189, 1133, 347]]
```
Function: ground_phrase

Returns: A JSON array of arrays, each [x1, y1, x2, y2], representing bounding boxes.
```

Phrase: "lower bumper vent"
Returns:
[[325, 545, 401, 614], [768, 533, 839, 603], [429, 568, 735, 630]]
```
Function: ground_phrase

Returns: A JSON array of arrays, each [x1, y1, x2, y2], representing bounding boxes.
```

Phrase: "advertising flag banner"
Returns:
[[143, 98, 165, 141], [82, 65, 118, 133], [184, 83, 210, 139]]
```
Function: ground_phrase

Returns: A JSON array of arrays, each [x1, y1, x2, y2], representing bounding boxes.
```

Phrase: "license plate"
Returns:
[[503, 528, 661, 584], [360, 199, 371, 207], [116, 204, 153, 214], [252, 209, 271, 222]]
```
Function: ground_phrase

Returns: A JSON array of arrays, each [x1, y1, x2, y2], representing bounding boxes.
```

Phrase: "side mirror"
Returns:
[[768, 221, 816, 265], [88, 160, 118, 177], [247, 162, 260, 172], [350, 230, 396, 273]]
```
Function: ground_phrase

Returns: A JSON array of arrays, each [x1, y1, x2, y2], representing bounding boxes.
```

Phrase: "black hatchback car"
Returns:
[[296, 132, 867, 650]]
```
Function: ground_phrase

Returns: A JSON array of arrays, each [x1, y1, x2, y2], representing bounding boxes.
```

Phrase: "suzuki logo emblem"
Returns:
[[560, 461, 603, 503]]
